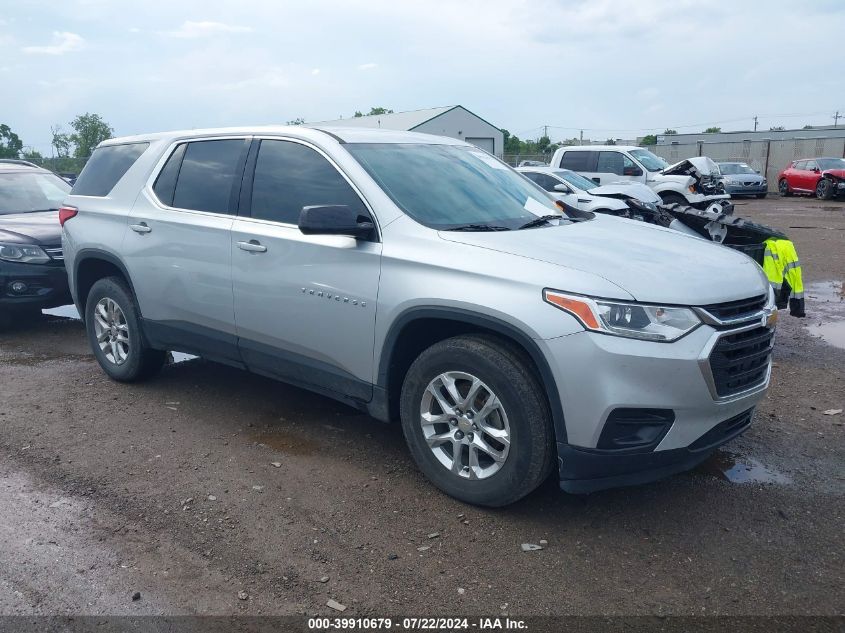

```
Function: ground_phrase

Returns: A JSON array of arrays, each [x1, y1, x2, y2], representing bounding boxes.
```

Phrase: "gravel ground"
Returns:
[[0, 196, 842, 618]]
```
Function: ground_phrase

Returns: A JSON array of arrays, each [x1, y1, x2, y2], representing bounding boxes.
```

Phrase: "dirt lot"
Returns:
[[0, 196, 842, 618]]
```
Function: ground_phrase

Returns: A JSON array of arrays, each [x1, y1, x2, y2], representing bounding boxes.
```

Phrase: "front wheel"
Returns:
[[85, 277, 165, 382], [399, 334, 555, 507], [778, 179, 792, 197], [816, 179, 832, 199]]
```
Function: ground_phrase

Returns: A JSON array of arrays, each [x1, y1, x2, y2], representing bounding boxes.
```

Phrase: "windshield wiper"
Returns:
[[517, 215, 565, 230], [446, 224, 511, 232]]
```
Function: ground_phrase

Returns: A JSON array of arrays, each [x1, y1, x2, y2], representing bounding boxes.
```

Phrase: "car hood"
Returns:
[[822, 169, 845, 179], [588, 182, 662, 204], [662, 157, 720, 179], [439, 214, 769, 305], [0, 211, 62, 245]]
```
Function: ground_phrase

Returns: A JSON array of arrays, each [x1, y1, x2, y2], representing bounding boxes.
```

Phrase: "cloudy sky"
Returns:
[[2, 0, 844, 153]]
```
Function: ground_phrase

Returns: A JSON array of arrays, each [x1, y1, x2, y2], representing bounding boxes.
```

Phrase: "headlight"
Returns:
[[543, 290, 701, 342], [627, 198, 657, 213], [0, 243, 50, 264]]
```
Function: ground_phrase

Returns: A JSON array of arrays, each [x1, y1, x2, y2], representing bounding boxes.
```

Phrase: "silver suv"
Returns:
[[62, 126, 776, 506]]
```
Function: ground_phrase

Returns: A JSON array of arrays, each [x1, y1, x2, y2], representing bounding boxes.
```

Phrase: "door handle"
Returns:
[[130, 222, 152, 234], [237, 240, 267, 253]]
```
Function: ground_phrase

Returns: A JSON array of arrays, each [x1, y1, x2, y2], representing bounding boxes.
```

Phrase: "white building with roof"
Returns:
[[316, 105, 504, 157]]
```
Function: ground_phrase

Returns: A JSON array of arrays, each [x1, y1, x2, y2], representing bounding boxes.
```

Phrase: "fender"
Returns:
[[375, 306, 568, 444], [72, 248, 140, 318]]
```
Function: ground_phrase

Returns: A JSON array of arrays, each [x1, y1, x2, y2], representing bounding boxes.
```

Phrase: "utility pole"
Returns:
[[753, 116, 758, 132], [834, 111, 842, 127], [579, 130, 583, 145], [543, 125, 548, 139]]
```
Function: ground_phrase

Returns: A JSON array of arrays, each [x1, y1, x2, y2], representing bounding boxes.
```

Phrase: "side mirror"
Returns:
[[813, 167, 821, 173], [553, 183, 571, 193], [299, 205, 375, 238], [755, 170, 761, 174]]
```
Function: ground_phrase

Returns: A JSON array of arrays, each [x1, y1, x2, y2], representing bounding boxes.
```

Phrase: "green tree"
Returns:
[[367, 107, 393, 116], [22, 147, 43, 161], [51, 125, 72, 158], [703, 126, 721, 133], [640, 134, 657, 146], [536, 135, 551, 154], [663, 129, 678, 135], [353, 110, 364, 118], [802, 124, 814, 130], [0, 124, 23, 158], [604, 138, 617, 145], [69, 113, 113, 158], [286, 117, 305, 125], [769, 126, 785, 131], [501, 129, 522, 154]]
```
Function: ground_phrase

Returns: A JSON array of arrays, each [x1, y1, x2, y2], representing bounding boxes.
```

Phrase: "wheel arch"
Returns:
[[373, 307, 567, 444], [73, 249, 138, 319]]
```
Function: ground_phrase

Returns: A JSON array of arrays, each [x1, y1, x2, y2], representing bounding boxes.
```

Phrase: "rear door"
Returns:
[[231, 137, 382, 402], [124, 137, 249, 361]]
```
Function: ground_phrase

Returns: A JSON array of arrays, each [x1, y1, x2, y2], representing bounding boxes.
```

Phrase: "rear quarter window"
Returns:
[[559, 151, 595, 171], [71, 142, 149, 197]]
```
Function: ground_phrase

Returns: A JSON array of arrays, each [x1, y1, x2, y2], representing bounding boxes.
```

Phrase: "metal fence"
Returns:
[[15, 156, 90, 178], [648, 137, 845, 192], [502, 154, 550, 167]]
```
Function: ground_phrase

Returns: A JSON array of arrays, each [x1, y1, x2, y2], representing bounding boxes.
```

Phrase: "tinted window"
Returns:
[[172, 140, 246, 214], [250, 140, 366, 224], [72, 142, 149, 197], [596, 151, 625, 175], [559, 151, 595, 171], [0, 171, 71, 215], [153, 144, 187, 206], [793, 161, 806, 170], [523, 172, 561, 192]]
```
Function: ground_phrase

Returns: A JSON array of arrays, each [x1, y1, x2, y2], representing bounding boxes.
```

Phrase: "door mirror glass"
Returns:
[[553, 183, 571, 193], [299, 205, 374, 238]]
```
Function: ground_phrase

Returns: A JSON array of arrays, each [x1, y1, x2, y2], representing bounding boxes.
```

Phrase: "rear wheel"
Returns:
[[399, 334, 555, 507], [658, 191, 688, 207], [778, 179, 791, 197], [85, 277, 165, 382]]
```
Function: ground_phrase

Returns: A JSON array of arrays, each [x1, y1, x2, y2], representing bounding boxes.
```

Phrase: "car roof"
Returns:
[[560, 145, 640, 151], [516, 166, 566, 175], [0, 161, 54, 175], [99, 125, 469, 149]]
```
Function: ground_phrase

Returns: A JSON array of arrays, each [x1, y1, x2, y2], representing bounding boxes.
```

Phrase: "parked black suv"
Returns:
[[0, 161, 72, 328]]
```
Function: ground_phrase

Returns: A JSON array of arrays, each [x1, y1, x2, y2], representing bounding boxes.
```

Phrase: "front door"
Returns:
[[231, 138, 382, 403]]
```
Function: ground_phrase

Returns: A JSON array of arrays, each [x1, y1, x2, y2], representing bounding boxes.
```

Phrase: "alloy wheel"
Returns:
[[419, 371, 511, 480], [93, 297, 130, 365]]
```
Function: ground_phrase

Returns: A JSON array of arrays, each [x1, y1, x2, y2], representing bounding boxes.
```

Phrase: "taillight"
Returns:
[[58, 205, 78, 227]]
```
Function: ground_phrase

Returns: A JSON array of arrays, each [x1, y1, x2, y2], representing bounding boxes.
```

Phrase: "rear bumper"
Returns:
[[0, 261, 71, 311], [558, 408, 755, 493]]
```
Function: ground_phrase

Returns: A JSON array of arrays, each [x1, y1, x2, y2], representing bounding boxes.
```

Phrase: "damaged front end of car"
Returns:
[[817, 171, 845, 199], [662, 157, 730, 201]]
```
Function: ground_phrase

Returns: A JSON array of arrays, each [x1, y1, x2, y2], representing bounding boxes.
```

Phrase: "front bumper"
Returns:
[[724, 183, 767, 196], [0, 260, 71, 311], [542, 320, 773, 493]]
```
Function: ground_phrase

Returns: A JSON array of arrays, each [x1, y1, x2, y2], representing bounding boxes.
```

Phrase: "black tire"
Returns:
[[658, 191, 688, 207], [85, 276, 165, 382], [399, 334, 555, 507], [815, 179, 831, 200], [778, 179, 791, 197]]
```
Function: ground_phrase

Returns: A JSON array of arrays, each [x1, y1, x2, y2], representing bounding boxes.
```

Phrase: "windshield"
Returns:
[[555, 169, 598, 192], [817, 158, 845, 171], [719, 163, 756, 175], [0, 171, 71, 215], [346, 143, 564, 230], [629, 149, 669, 172]]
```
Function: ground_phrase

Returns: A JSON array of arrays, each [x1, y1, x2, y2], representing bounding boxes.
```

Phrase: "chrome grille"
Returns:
[[698, 295, 767, 323], [44, 246, 63, 261]]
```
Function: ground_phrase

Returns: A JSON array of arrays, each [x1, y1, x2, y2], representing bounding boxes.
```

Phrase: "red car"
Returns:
[[778, 157, 845, 199]]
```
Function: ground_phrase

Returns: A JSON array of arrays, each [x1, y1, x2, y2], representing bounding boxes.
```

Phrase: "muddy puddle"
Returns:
[[696, 451, 791, 485], [803, 280, 845, 350]]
